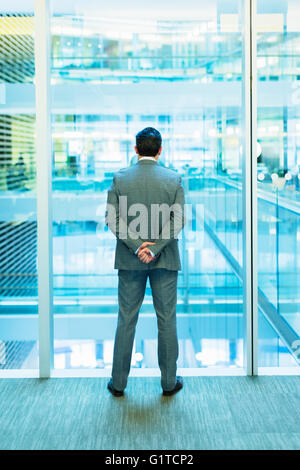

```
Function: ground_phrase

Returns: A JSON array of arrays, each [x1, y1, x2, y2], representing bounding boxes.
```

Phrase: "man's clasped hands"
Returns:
[[137, 242, 156, 264]]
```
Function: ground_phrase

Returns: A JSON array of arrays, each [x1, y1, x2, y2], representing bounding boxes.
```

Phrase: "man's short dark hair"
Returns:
[[136, 127, 162, 156]]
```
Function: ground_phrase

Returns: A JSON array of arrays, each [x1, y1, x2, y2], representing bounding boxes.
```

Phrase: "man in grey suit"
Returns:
[[105, 127, 185, 397]]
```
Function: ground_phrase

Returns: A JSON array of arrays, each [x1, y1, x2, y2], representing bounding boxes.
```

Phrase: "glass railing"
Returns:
[[196, 175, 299, 366]]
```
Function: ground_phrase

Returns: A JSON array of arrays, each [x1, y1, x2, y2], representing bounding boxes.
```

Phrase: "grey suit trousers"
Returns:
[[111, 268, 179, 392]]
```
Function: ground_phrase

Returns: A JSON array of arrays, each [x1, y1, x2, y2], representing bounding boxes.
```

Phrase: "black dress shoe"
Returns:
[[107, 379, 124, 397], [162, 376, 183, 396]]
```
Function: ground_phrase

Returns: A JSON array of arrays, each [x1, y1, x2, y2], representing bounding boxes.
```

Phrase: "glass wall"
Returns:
[[257, 0, 300, 368], [0, 4, 38, 370], [50, 0, 247, 371], [0, 0, 298, 376]]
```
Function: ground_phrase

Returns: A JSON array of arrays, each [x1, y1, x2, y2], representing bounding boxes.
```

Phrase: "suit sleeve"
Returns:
[[105, 175, 143, 254], [150, 175, 186, 257]]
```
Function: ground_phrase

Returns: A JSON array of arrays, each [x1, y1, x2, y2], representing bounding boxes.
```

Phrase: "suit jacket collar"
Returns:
[[137, 158, 158, 164]]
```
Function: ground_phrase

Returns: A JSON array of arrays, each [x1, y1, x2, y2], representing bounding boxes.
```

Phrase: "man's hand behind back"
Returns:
[[137, 241, 156, 264]]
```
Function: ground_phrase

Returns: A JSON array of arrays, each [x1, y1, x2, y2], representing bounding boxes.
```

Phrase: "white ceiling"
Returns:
[[1, 0, 228, 17], [0, 0, 294, 19]]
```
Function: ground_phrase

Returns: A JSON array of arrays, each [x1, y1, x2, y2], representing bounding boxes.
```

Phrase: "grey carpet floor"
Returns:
[[0, 376, 299, 450]]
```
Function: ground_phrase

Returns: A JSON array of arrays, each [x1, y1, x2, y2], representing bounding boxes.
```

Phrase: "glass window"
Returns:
[[257, 0, 300, 369], [0, 3, 38, 371], [50, 0, 247, 372]]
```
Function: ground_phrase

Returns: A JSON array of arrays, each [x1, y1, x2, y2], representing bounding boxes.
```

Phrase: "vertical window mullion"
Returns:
[[250, 0, 258, 376], [34, 0, 53, 378], [243, 0, 258, 375]]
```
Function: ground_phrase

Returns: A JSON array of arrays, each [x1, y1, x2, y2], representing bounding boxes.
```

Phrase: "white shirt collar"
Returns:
[[138, 156, 156, 162]]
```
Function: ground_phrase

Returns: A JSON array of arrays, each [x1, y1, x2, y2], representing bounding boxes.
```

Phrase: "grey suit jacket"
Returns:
[[105, 159, 185, 271]]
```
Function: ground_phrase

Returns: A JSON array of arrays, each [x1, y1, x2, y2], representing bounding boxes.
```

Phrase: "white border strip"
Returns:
[[0, 370, 39, 378], [258, 367, 300, 376], [2, 367, 300, 378]]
